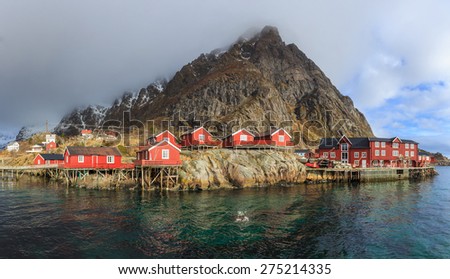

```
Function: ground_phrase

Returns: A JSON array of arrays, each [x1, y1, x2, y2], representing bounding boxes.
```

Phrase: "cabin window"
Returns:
[[323, 152, 329, 158], [393, 142, 399, 149], [240, 135, 248, 141], [381, 150, 386, 156], [279, 135, 285, 142], [362, 152, 367, 158], [405, 143, 410, 149], [330, 152, 336, 158], [199, 134, 205, 141], [393, 150, 399, 157], [354, 152, 359, 158], [163, 137, 169, 142], [78, 155, 84, 163], [107, 155, 114, 164], [381, 142, 386, 148], [341, 143, 348, 151], [375, 141, 380, 148], [411, 151, 415, 157], [162, 149, 169, 159], [375, 150, 380, 156]]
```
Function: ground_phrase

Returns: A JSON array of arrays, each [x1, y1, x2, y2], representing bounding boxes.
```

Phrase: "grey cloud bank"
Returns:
[[1, 0, 449, 154]]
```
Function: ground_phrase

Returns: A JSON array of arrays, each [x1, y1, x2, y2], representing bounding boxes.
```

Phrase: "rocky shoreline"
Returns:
[[179, 149, 306, 190], [9, 149, 439, 190]]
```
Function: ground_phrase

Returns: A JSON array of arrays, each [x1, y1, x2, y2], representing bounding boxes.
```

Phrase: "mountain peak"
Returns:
[[259, 25, 281, 40], [55, 26, 373, 142]]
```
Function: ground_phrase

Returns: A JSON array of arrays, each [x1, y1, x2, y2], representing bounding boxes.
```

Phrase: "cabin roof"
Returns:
[[254, 127, 292, 139], [181, 126, 214, 137], [148, 130, 176, 139], [66, 146, 122, 156], [39, 154, 64, 161], [147, 140, 181, 152]]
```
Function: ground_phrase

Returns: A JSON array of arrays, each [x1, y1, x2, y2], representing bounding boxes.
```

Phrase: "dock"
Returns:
[[305, 166, 436, 184]]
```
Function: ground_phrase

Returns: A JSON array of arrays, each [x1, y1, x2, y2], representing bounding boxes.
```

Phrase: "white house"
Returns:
[[26, 144, 44, 153], [6, 141, 20, 152], [44, 134, 56, 144]]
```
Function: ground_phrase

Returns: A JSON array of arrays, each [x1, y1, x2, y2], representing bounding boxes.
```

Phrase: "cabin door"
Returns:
[[361, 160, 367, 168]]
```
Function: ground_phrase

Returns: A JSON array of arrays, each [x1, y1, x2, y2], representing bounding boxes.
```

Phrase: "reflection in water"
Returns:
[[0, 167, 449, 259]]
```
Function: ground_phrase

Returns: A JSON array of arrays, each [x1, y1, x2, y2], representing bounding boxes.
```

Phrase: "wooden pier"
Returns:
[[305, 166, 436, 184], [305, 168, 361, 184], [136, 165, 180, 190]]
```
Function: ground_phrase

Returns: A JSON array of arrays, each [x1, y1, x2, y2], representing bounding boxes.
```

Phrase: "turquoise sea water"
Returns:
[[0, 167, 449, 259]]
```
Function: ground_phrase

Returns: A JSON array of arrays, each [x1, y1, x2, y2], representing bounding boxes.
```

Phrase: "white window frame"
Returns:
[[163, 137, 169, 142], [393, 142, 399, 149], [411, 151, 415, 157], [393, 150, 399, 157], [381, 142, 386, 148], [330, 152, 336, 159], [279, 135, 285, 142], [240, 134, 248, 141], [375, 150, 380, 156], [381, 150, 386, 156], [198, 134, 205, 141], [375, 141, 380, 148], [162, 149, 170, 159], [341, 143, 348, 151], [354, 160, 360, 167], [323, 152, 329, 159], [341, 152, 348, 162], [78, 155, 84, 163], [107, 155, 114, 164], [362, 152, 367, 158], [405, 143, 410, 149], [354, 152, 359, 158], [405, 151, 410, 157]]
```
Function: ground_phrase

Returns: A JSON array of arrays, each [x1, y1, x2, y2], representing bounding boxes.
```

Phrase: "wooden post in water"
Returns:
[[141, 166, 144, 190]]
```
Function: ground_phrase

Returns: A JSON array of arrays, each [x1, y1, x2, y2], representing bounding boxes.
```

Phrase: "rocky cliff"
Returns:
[[55, 26, 374, 145], [179, 149, 306, 189]]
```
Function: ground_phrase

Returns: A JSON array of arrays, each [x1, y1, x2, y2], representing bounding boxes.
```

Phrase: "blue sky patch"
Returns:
[[402, 81, 446, 92]]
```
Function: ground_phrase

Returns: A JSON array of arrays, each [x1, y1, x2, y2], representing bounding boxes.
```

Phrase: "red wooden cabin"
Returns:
[[318, 135, 419, 168], [63, 146, 125, 169], [254, 128, 294, 147], [180, 126, 222, 148], [222, 128, 255, 148], [147, 130, 180, 148], [45, 141, 57, 151], [33, 154, 64, 166], [135, 140, 182, 166]]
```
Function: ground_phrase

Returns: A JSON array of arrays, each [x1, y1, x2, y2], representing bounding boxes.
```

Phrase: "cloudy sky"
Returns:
[[1, 0, 450, 154]]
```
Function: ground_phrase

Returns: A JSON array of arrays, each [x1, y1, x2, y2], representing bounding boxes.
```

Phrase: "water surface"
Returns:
[[0, 167, 449, 258]]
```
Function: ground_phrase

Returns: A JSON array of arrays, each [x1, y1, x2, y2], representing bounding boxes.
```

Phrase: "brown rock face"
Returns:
[[55, 26, 373, 146]]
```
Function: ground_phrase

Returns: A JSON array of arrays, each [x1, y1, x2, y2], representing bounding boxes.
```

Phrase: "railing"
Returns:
[[190, 140, 222, 146], [231, 140, 295, 147], [135, 160, 182, 166]]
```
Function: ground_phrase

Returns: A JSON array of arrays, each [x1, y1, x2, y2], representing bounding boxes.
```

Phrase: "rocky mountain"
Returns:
[[0, 133, 15, 150], [54, 26, 373, 145]]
